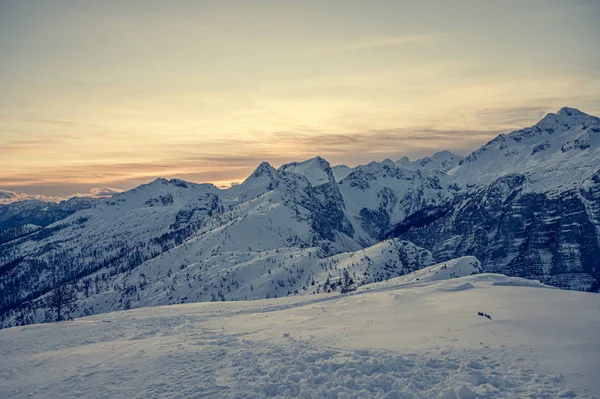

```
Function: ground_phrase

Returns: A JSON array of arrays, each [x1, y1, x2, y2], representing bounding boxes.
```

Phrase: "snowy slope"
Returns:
[[332, 164, 353, 182], [1, 269, 598, 398], [1, 159, 359, 326], [358, 255, 483, 290], [1, 237, 434, 327]]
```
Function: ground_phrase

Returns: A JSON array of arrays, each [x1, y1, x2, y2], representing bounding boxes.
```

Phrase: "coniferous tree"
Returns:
[[341, 269, 356, 293], [46, 267, 77, 322]]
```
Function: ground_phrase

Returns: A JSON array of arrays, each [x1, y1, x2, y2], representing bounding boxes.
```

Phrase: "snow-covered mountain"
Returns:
[[390, 107, 600, 291], [398, 150, 463, 173], [449, 106, 600, 190], [0, 159, 436, 327], [0, 197, 98, 245], [1, 106, 599, 328], [338, 159, 457, 242], [0, 197, 97, 231]]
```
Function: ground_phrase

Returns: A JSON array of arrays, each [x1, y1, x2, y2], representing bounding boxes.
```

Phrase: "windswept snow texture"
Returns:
[[1, 269, 598, 399]]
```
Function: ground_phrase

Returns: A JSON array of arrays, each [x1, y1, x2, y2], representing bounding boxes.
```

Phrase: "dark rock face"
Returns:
[[389, 172, 600, 291], [307, 181, 354, 244], [280, 159, 355, 249], [171, 193, 224, 230], [339, 161, 452, 243], [359, 207, 390, 240], [358, 188, 398, 240]]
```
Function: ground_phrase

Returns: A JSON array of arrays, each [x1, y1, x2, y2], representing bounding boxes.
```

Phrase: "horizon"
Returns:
[[0, 105, 597, 204], [2, 0, 600, 202]]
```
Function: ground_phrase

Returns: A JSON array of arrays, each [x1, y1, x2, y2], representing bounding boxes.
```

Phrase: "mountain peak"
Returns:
[[149, 177, 169, 185], [302, 156, 331, 170], [381, 158, 394, 167], [233, 161, 280, 201], [279, 156, 334, 186], [332, 164, 353, 182], [450, 106, 600, 186], [432, 150, 458, 158], [557, 106, 585, 117], [252, 161, 276, 177], [535, 107, 594, 130]]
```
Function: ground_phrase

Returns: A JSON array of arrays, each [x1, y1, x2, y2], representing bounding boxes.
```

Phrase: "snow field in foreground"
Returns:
[[1, 271, 599, 398]]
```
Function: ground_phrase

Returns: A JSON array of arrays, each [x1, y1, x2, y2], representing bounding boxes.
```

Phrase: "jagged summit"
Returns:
[[148, 177, 169, 186], [391, 151, 462, 173], [415, 150, 462, 172], [250, 161, 277, 178], [230, 161, 281, 202], [279, 156, 335, 186]]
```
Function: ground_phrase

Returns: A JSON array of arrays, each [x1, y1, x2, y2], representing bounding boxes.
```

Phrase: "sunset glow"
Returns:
[[1, 0, 599, 200]]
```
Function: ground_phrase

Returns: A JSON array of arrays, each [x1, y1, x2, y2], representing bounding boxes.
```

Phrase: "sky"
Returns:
[[1, 0, 599, 202]]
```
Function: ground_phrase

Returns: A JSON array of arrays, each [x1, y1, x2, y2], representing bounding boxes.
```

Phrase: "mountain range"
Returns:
[[1, 106, 599, 328]]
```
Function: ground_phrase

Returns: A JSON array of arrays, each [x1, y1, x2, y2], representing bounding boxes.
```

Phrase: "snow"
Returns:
[[401, 150, 463, 173], [332, 165, 353, 182], [1, 267, 598, 398], [358, 256, 483, 290]]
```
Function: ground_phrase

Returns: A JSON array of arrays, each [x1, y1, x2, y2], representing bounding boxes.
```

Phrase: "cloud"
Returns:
[[265, 127, 502, 161], [476, 106, 552, 128], [87, 187, 123, 197], [0, 187, 123, 205], [0, 122, 506, 198], [4, 102, 598, 198], [0, 190, 64, 204], [0, 191, 17, 199]]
